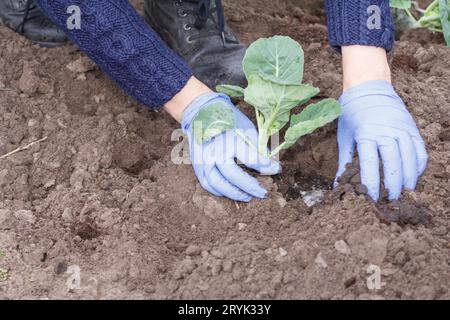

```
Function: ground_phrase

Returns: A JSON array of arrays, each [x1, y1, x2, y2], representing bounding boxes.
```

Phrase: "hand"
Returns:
[[182, 93, 281, 202], [335, 80, 428, 201]]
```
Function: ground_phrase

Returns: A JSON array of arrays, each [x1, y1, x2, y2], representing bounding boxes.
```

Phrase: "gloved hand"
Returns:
[[335, 80, 428, 201], [182, 93, 281, 202]]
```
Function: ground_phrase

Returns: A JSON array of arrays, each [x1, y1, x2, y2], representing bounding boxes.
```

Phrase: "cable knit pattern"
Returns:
[[34, 0, 192, 110], [324, 0, 395, 52]]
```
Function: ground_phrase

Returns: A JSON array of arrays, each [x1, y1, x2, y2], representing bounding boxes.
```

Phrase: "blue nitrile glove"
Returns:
[[182, 93, 281, 202], [335, 80, 428, 201]]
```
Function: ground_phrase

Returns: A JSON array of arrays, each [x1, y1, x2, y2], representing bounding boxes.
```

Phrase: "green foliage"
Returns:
[[192, 101, 235, 144], [390, 0, 412, 9], [390, 0, 450, 46], [439, 0, 450, 45], [217, 36, 342, 158], [243, 36, 304, 85], [283, 99, 343, 151], [215, 85, 244, 98]]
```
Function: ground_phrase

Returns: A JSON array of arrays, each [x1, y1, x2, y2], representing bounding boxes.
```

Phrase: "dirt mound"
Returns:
[[0, 0, 449, 299]]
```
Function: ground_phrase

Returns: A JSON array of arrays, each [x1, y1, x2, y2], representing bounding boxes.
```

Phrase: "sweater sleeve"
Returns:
[[34, 0, 192, 111], [324, 0, 395, 52]]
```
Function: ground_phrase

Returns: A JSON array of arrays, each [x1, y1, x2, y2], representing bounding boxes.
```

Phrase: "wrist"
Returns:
[[163, 76, 213, 123], [342, 45, 391, 92]]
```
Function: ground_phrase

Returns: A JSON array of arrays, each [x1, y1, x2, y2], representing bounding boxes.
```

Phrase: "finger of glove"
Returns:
[[205, 166, 253, 202], [197, 172, 223, 197], [396, 131, 419, 190], [378, 137, 403, 200], [335, 119, 356, 185], [217, 162, 268, 199], [190, 143, 223, 197], [356, 138, 380, 201], [412, 136, 428, 176]]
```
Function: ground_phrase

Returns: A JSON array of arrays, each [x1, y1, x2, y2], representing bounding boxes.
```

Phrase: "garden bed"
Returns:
[[0, 0, 449, 299]]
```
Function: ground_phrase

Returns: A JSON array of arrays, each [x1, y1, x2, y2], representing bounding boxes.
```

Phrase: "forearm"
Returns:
[[34, 0, 192, 111]]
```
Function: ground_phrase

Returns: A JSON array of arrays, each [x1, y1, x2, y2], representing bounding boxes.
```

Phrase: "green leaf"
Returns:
[[390, 0, 412, 9], [243, 36, 304, 85], [439, 0, 450, 46], [192, 102, 235, 144], [216, 84, 245, 98], [283, 99, 342, 150], [244, 74, 320, 135]]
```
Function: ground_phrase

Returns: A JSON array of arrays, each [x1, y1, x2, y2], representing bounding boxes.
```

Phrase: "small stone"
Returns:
[[76, 73, 86, 81], [185, 245, 201, 256], [314, 252, 328, 268], [93, 94, 105, 104], [28, 119, 38, 127], [44, 179, 56, 189], [238, 223, 247, 231], [66, 56, 96, 73], [61, 208, 73, 222], [277, 197, 287, 208], [334, 240, 351, 254], [279, 247, 288, 257]]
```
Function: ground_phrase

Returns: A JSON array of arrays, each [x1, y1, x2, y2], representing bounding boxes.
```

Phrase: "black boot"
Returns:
[[144, 0, 247, 89], [0, 0, 68, 47]]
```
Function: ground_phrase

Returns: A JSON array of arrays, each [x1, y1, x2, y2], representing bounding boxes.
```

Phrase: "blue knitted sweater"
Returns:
[[34, 0, 395, 111]]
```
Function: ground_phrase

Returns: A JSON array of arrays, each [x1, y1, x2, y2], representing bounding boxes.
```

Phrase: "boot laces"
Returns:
[[176, 0, 235, 47], [16, 0, 36, 34]]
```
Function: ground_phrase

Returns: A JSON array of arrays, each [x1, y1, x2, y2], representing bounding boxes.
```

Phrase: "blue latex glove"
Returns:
[[182, 93, 281, 202], [336, 80, 428, 201]]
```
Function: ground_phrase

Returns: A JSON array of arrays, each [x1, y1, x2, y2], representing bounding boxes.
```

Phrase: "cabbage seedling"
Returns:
[[214, 36, 342, 158], [390, 0, 450, 46]]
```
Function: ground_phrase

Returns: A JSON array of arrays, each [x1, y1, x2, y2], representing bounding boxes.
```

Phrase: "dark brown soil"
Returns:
[[0, 0, 449, 299]]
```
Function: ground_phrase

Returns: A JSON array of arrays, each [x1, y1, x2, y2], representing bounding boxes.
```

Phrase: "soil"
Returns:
[[0, 0, 449, 300]]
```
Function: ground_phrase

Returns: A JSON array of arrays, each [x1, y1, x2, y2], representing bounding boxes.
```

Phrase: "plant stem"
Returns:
[[419, 14, 441, 24], [405, 8, 418, 22], [258, 132, 270, 157], [424, 0, 440, 15], [428, 26, 444, 32]]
